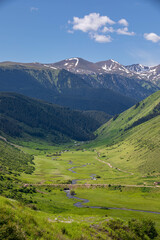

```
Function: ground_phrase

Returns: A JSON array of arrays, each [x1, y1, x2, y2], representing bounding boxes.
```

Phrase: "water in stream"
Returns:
[[64, 161, 160, 214]]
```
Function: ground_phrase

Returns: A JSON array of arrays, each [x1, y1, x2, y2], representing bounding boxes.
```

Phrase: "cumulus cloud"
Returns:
[[144, 33, 160, 43], [68, 13, 135, 43], [102, 26, 115, 33], [71, 13, 115, 33], [91, 33, 112, 43], [117, 27, 135, 36], [118, 19, 129, 27], [30, 7, 39, 12]]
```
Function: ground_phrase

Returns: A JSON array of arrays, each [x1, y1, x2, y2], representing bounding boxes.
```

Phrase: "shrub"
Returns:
[[70, 190, 76, 196], [113, 114, 119, 121], [135, 102, 140, 109], [0, 210, 26, 240], [128, 219, 158, 239]]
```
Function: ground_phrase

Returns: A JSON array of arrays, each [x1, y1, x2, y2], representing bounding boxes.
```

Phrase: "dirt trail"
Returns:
[[24, 183, 159, 188], [95, 150, 134, 176], [0, 135, 21, 149]]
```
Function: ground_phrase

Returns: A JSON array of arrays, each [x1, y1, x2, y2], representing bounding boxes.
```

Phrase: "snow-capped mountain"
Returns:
[[45, 58, 131, 75], [125, 64, 160, 85], [44, 58, 160, 86], [0, 59, 159, 113], [4, 58, 159, 86], [96, 59, 131, 75], [45, 58, 99, 74]]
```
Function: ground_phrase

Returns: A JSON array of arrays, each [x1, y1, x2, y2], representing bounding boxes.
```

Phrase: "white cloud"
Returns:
[[118, 19, 128, 27], [91, 33, 112, 43], [117, 27, 135, 36], [144, 33, 160, 43], [30, 7, 39, 12], [71, 13, 115, 33], [68, 13, 135, 43], [102, 26, 115, 33]]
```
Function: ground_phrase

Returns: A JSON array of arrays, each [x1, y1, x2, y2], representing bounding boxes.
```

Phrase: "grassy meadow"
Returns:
[[0, 139, 160, 239]]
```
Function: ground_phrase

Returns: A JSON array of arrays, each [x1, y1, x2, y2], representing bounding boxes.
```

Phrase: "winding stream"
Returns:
[[68, 163, 96, 183], [64, 161, 160, 215]]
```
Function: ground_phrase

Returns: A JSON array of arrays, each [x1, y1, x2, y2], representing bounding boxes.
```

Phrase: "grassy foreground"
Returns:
[[0, 192, 159, 240]]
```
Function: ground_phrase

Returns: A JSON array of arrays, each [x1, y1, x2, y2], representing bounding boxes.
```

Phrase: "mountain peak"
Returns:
[[46, 57, 98, 74], [42, 58, 160, 82], [125, 64, 150, 73], [96, 59, 130, 74], [109, 59, 119, 64]]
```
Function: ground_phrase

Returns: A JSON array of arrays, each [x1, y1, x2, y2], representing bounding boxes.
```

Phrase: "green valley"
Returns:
[[0, 90, 160, 239]]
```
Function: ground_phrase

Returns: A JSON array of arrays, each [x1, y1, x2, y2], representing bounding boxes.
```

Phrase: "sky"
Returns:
[[0, 0, 160, 66]]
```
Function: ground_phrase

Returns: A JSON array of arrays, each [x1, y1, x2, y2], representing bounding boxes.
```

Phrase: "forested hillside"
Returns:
[[0, 92, 109, 143]]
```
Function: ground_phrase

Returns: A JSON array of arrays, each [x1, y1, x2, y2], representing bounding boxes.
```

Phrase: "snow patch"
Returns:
[[102, 64, 109, 71], [67, 58, 79, 67], [110, 59, 119, 64], [44, 65, 57, 70]]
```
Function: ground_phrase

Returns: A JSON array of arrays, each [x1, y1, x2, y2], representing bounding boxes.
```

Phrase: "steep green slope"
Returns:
[[94, 91, 160, 174], [96, 90, 160, 144], [0, 92, 106, 143]]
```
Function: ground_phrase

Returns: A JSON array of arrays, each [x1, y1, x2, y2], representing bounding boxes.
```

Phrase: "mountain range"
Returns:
[[0, 58, 159, 115], [46, 58, 160, 86]]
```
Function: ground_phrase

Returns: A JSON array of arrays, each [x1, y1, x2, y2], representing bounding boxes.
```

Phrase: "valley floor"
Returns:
[[1, 140, 160, 239]]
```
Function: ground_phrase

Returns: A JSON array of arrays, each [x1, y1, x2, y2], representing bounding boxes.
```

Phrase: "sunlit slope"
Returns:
[[96, 90, 160, 144], [94, 91, 160, 174]]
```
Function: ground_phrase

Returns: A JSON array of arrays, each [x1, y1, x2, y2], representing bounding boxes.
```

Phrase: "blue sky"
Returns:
[[0, 0, 160, 65]]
